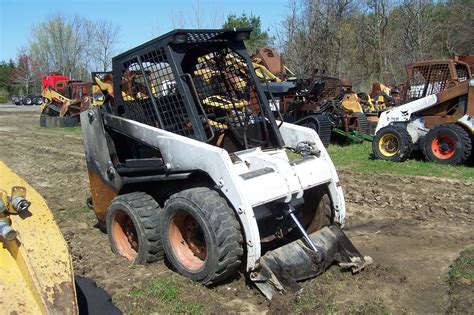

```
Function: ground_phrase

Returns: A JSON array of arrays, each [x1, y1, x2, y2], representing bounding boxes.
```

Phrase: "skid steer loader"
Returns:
[[40, 72, 109, 128], [373, 60, 473, 164], [81, 28, 370, 299]]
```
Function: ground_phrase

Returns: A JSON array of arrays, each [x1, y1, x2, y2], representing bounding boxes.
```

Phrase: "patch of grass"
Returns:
[[292, 272, 339, 314], [446, 247, 474, 285], [130, 277, 179, 300], [116, 276, 203, 314], [34, 125, 82, 132], [348, 297, 390, 315], [445, 248, 474, 313], [293, 294, 338, 314], [327, 142, 474, 180]]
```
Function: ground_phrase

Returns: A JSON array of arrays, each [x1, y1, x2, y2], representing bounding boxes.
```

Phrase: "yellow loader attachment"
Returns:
[[0, 161, 78, 314], [341, 92, 364, 113]]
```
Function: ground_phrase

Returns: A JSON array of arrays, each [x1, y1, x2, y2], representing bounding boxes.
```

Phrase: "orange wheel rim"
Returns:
[[168, 211, 207, 271], [112, 210, 139, 260], [431, 135, 455, 159]]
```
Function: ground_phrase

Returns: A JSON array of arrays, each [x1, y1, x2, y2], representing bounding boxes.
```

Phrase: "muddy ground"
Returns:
[[1, 107, 472, 314]]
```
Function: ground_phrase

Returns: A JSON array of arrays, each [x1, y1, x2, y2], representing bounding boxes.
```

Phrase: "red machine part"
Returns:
[[42, 73, 70, 91]]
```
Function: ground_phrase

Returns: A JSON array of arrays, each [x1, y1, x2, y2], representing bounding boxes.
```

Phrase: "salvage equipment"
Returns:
[[253, 48, 371, 145], [81, 29, 371, 299], [373, 60, 473, 164], [40, 72, 108, 128]]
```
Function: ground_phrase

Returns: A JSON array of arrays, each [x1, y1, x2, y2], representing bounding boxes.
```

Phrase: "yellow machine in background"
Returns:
[[341, 92, 364, 113], [0, 161, 78, 314]]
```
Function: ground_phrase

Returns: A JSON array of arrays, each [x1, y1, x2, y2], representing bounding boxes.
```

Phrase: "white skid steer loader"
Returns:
[[373, 77, 473, 164], [81, 28, 371, 299]]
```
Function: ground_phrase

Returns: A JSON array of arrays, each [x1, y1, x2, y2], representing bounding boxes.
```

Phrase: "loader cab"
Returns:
[[42, 73, 70, 96], [404, 60, 472, 101], [110, 29, 284, 154]]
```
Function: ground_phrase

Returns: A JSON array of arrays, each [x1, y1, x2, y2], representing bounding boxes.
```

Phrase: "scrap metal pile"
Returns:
[[252, 48, 372, 145]]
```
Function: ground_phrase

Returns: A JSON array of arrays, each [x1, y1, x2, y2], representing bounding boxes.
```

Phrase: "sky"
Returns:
[[0, 0, 289, 61]]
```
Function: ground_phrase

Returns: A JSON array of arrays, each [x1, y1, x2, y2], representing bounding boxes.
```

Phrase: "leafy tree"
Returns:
[[222, 13, 270, 53], [0, 59, 15, 94], [278, 0, 473, 90], [445, 0, 474, 54], [92, 20, 121, 72], [29, 14, 122, 80], [12, 48, 34, 95]]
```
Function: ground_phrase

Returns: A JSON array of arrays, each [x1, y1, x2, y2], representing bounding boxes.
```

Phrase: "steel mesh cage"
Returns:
[[187, 31, 225, 43], [188, 48, 266, 133], [408, 64, 450, 99], [118, 48, 195, 137], [111, 28, 282, 149], [455, 64, 469, 82]]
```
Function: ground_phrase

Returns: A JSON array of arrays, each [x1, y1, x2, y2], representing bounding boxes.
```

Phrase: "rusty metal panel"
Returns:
[[312, 75, 343, 100], [253, 48, 287, 80], [80, 108, 123, 222]]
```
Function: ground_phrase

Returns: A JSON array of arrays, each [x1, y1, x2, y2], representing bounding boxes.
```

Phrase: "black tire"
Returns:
[[23, 96, 33, 105], [353, 112, 370, 134], [423, 124, 472, 165], [320, 101, 342, 127], [160, 187, 243, 286], [35, 96, 43, 105], [75, 276, 121, 315], [39, 115, 80, 128], [106, 192, 163, 264], [307, 114, 332, 147], [301, 185, 333, 234], [372, 125, 413, 162]]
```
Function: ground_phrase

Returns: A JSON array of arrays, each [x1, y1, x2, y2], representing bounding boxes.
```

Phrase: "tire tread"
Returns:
[[165, 187, 243, 285], [372, 125, 413, 162], [353, 112, 370, 134], [109, 192, 163, 263], [423, 123, 472, 165]]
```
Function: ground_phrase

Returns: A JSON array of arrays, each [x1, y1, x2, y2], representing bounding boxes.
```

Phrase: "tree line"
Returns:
[[0, 0, 472, 102], [0, 14, 120, 100], [276, 0, 473, 90]]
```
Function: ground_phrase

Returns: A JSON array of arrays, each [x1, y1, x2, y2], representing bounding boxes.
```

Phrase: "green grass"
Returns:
[[34, 125, 82, 132], [348, 297, 390, 315], [327, 142, 474, 180], [115, 276, 203, 314], [293, 290, 338, 314], [446, 247, 474, 285], [444, 248, 474, 313]]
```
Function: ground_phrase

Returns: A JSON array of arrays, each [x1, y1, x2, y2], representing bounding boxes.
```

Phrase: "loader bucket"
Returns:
[[252, 225, 372, 299]]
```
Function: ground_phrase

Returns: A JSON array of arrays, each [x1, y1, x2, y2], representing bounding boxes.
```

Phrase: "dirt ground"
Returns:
[[1, 107, 472, 314]]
